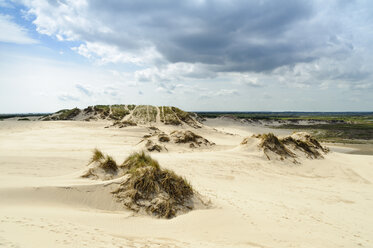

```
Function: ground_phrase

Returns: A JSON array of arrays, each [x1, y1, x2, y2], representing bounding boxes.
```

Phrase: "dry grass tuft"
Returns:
[[121, 151, 160, 172], [82, 149, 118, 178], [281, 133, 329, 159], [89, 148, 104, 164], [243, 132, 329, 163], [170, 130, 214, 147], [113, 151, 194, 218], [256, 133, 296, 160]]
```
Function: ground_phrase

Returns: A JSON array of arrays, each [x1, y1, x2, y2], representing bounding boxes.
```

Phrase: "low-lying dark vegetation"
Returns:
[[0, 113, 49, 120], [197, 111, 373, 122], [277, 123, 373, 142], [197, 111, 373, 143]]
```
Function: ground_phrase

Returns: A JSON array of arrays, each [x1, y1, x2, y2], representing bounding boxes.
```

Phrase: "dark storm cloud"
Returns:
[[86, 0, 316, 71], [25, 0, 373, 80]]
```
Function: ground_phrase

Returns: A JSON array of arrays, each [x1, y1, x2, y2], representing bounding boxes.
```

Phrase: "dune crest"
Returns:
[[241, 132, 329, 163], [41, 104, 202, 128]]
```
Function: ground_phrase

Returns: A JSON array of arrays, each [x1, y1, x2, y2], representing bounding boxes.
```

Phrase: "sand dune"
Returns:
[[0, 119, 372, 247]]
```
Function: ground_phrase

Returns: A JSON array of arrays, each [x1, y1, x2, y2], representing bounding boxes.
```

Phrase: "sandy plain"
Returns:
[[0, 119, 372, 248]]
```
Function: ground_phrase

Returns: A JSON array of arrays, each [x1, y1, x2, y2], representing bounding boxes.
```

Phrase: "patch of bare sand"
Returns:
[[0, 120, 372, 248]]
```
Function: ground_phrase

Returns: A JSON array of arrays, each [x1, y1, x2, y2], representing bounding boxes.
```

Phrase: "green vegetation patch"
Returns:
[[94, 105, 110, 118], [109, 105, 130, 120], [54, 108, 81, 120], [127, 104, 136, 111], [160, 106, 182, 125]]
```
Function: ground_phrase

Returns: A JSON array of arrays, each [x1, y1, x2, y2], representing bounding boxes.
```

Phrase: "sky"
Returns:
[[0, 0, 372, 113]]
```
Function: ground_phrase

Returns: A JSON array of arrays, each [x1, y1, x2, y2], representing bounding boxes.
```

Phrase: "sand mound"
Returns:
[[112, 152, 195, 218], [282, 132, 330, 159], [170, 130, 215, 148], [160, 106, 202, 128], [138, 130, 214, 151], [111, 120, 137, 128], [241, 132, 329, 163], [144, 139, 167, 152], [82, 150, 197, 218], [41, 104, 202, 128], [41, 108, 81, 121]]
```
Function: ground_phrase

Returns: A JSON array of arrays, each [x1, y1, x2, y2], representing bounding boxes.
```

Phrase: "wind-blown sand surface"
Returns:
[[0, 120, 372, 247]]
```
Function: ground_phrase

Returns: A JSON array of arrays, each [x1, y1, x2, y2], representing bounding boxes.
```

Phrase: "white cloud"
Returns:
[[58, 93, 79, 102], [0, 14, 37, 44], [72, 42, 162, 65]]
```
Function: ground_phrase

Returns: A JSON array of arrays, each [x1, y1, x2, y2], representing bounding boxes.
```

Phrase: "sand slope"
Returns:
[[0, 120, 372, 247]]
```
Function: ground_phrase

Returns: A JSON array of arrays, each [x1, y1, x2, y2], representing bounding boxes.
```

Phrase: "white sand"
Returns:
[[0, 120, 372, 248]]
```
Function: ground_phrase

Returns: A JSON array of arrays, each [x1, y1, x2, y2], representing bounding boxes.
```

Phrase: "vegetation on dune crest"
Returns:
[[121, 151, 160, 172], [109, 105, 130, 120], [127, 104, 136, 111], [49, 108, 81, 120], [281, 133, 329, 159], [255, 133, 296, 161], [130, 105, 157, 123], [115, 151, 194, 218], [83, 150, 195, 218], [170, 130, 214, 147], [242, 132, 329, 162], [40, 104, 202, 128], [93, 105, 110, 118]]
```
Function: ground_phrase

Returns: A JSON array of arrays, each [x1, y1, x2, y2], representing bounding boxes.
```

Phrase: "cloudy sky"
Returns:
[[0, 0, 372, 113]]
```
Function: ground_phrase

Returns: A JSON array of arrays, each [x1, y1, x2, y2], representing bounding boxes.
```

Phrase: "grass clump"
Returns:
[[113, 151, 194, 218], [281, 132, 329, 159], [82, 149, 118, 179], [89, 148, 104, 164], [170, 130, 213, 147], [121, 151, 160, 172], [255, 133, 296, 161], [243, 132, 329, 163]]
